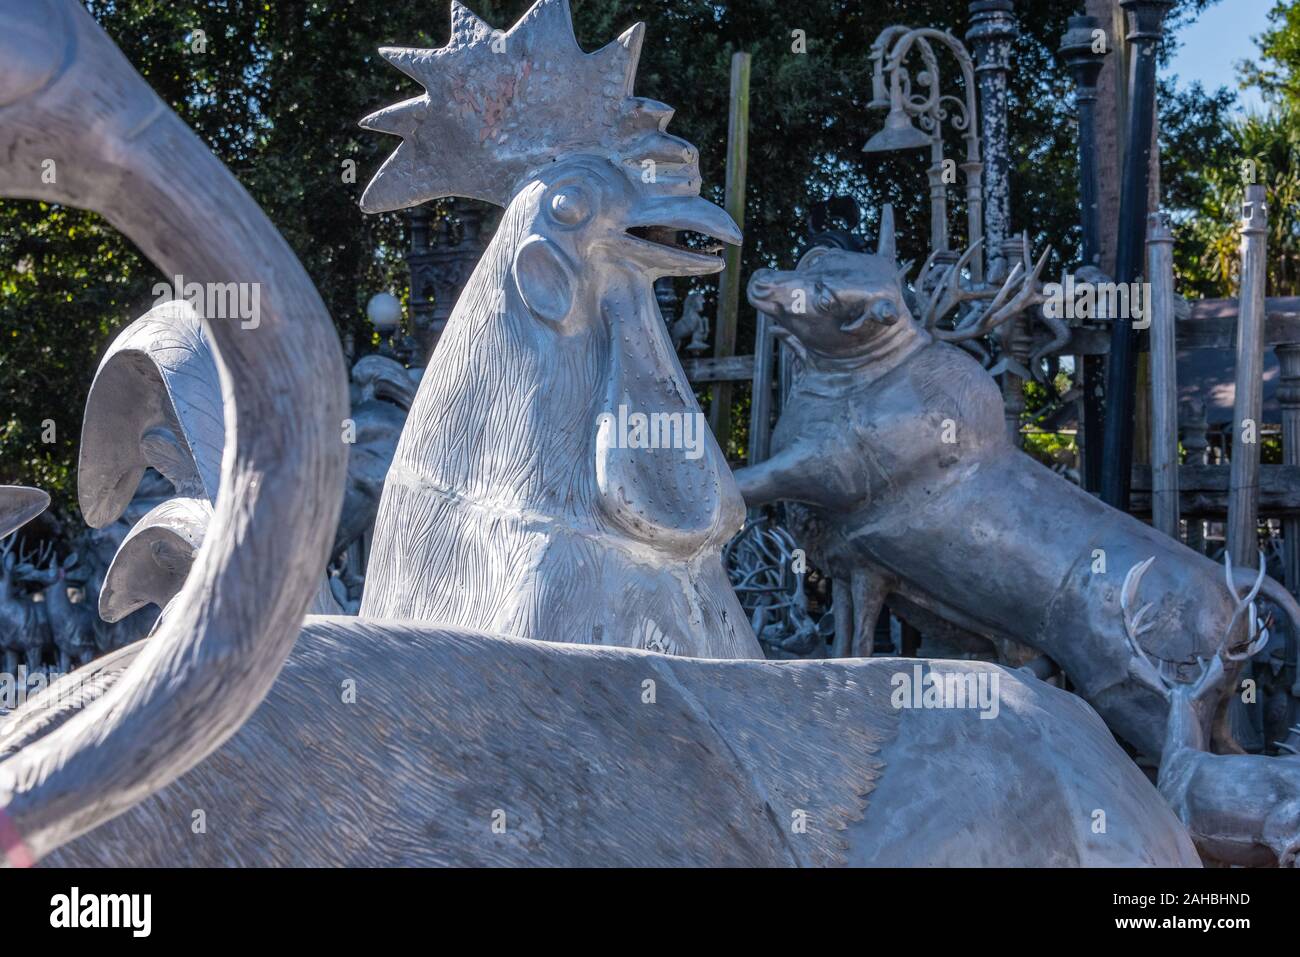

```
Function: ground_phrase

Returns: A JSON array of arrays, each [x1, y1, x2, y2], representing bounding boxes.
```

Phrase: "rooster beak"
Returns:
[[623, 195, 741, 277]]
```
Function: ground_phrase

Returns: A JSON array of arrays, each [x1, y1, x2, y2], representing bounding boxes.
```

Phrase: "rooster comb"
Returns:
[[359, 0, 702, 212]]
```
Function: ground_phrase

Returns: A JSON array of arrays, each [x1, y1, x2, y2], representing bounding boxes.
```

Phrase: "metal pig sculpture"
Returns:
[[0, 0, 1199, 867], [733, 242, 1300, 757], [354, 0, 759, 659]]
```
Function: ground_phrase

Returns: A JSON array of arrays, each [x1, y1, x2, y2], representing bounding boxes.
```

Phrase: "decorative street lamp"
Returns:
[[366, 290, 404, 360], [863, 24, 985, 283], [366, 290, 402, 335]]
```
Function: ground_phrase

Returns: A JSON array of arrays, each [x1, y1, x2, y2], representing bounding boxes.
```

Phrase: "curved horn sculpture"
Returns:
[[0, 0, 347, 862], [97, 497, 211, 622], [78, 300, 223, 527]]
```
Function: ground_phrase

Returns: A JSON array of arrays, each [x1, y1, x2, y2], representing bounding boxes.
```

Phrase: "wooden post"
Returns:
[[1277, 343, 1300, 593], [1227, 184, 1269, 570], [1146, 212, 1179, 537], [710, 51, 751, 447]]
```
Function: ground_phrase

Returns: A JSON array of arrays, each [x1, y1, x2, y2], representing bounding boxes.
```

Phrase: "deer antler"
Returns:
[[918, 240, 983, 331], [1122, 556, 1237, 711], [1222, 551, 1270, 661], [1120, 556, 1175, 695], [922, 237, 1053, 345]]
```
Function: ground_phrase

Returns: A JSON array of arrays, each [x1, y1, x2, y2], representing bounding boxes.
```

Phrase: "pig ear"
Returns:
[[512, 235, 575, 326], [796, 246, 833, 272]]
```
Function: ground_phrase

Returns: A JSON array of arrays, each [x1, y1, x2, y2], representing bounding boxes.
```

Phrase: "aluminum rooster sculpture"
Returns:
[[354, 0, 759, 659]]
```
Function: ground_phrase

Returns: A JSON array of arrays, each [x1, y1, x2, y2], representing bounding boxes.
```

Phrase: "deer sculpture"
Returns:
[[1122, 556, 1300, 867], [15, 550, 98, 674], [0, 0, 1201, 867], [0, 491, 49, 678], [0, 537, 44, 676]]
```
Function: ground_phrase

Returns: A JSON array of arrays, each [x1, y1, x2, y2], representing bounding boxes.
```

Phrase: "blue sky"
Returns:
[[1167, 0, 1276, 113]]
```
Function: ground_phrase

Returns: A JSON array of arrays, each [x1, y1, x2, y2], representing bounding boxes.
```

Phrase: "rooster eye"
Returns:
[[549, 187, 591, 227]]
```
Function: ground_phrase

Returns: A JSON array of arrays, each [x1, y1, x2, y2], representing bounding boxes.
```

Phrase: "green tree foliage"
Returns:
[[1244, 0, 1300, 105], [1174, 1, 1300, 298], [0, 0, 1235, 511], [1175, 109, 1300, 297]]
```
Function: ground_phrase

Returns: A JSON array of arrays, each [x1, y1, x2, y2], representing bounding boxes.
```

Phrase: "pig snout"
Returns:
[[747, 269, 780, 308]]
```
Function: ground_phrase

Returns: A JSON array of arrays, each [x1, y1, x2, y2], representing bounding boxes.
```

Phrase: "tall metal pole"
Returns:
[[710, 51, 750, 447], [1145, 212, 1179, 538], [1227, 184, 1269, 570], [966, 0, 1017, 278], [967, 1, 1021, 444], [1059, 15, 1109, 492], [1099, 0, 1171, 510]]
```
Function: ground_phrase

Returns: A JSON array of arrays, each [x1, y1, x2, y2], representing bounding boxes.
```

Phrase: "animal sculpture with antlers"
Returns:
[[0, 536, 46, 675], [0, 0, 1201, 867], [1122, 556, 1300, 866], [911, 232, 1064, 373], [733, 232, 1300, 758], [15, 549, 99, 674]]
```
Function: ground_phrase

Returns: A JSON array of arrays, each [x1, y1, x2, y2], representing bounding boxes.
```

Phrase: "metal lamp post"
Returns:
[[1059, 13, 1110, 492], [863, 24, 985, 283]]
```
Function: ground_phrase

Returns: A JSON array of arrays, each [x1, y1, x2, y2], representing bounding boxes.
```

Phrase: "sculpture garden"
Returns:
[[0, 0, 1297, 872]]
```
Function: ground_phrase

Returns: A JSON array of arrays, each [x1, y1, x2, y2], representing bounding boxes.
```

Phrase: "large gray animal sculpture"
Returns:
[[354, 0, 759, 659], [733, 243, 1300, 758], [0, 0, 1197, 867]]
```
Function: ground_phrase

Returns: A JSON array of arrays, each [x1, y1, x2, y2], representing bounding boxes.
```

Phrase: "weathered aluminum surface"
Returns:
[[733, 246, 1300, 758]]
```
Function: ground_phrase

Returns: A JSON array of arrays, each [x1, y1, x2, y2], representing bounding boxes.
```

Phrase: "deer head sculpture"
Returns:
[[1121, 556, 1300, 866]]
